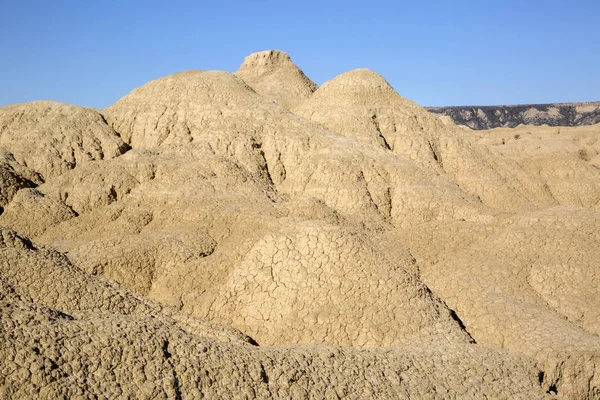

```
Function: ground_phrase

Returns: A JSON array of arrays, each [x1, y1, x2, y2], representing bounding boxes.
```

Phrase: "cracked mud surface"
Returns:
[[1, 50, 599, 399]]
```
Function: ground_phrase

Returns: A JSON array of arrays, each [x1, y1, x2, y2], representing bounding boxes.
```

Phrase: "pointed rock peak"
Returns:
[[235, 50, 317, 110], [237, 50, 295, 73]]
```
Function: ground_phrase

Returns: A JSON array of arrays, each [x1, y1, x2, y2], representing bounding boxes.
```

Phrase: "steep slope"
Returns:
[[0, 228, 254, 344], [0, 151, 36, 209], [293, 68, 445, 169], [293, 69, 597, 213]]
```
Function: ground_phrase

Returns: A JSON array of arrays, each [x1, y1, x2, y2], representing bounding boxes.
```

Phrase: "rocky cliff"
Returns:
[[428, 102, 600, 129]]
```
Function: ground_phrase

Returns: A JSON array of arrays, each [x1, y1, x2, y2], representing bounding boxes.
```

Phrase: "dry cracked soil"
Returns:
[[1, 50, 599, 399]]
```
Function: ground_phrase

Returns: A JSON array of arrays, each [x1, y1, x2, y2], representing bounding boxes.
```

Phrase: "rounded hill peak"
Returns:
[[105, 69, 261, 118], [103, 69, 265, 147], [330, 68, 393, 87], [112, 70, 256, 102], [303, 68, 403, 108]]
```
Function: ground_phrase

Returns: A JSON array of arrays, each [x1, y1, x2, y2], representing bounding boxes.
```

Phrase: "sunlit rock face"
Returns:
[[1, 51, 599, 399]]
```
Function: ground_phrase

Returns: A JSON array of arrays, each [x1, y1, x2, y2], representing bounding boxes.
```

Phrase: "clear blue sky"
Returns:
[[1, 0, 598, 108]]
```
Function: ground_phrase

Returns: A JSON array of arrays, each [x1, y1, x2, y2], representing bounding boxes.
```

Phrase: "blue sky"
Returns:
[[1, 0, 598, 108]]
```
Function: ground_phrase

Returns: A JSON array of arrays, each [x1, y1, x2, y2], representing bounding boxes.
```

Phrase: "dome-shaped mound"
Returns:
[[103, 70, 281, 148], [110, 70, 258, 107], [293, 69, 557, 212], [298, 68, 416, 109], [293, 69, 446, 167], [211, 221, 473, 347], [0, 101, 129, 182], [235, 50, 317, 110]]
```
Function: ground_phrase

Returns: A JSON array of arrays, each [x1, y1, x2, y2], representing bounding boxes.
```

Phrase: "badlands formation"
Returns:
[[0, 50, 599, 399], [429, 102, 600, 130]]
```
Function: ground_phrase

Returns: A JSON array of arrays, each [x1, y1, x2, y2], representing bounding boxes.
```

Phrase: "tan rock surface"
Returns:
[[0, 151, 36, 209], [235, 50, 318, 110], [292, 69, 585, 213], [1, 51, 599, 398], [0, 101, 129, 182], [1, 281, 549, 399], [211, 221, 471, 347]]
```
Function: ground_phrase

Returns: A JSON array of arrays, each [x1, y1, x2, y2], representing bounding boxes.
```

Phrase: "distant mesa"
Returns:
[[428, 102, 600, 129]]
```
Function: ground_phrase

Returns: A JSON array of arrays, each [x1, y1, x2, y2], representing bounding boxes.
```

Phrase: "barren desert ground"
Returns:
[[1, 50, 599, 399]]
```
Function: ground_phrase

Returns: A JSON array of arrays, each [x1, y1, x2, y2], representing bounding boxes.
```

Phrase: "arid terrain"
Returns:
[[428, 102, 600, 130], [1, 50, 599, 399]]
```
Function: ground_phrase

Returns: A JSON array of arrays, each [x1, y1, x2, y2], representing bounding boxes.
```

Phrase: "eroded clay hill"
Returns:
[[1, 50, 599, 399]]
